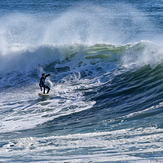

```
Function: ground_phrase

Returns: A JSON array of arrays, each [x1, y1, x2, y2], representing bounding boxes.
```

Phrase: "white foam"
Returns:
[[1, 126, 163, 162]]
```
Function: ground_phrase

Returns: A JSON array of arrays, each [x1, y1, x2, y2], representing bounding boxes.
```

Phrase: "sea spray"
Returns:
[[0, 3, 155, 47]]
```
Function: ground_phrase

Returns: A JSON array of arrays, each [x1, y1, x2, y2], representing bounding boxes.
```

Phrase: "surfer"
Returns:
[[39, 73, 51, 94]]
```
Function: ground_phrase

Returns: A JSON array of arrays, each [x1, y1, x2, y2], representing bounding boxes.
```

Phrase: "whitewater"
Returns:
[[1, 0, 163, 162]]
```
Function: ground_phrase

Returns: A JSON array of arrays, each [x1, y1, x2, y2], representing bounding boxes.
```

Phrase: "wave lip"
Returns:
[[122, 41, 163, 70]]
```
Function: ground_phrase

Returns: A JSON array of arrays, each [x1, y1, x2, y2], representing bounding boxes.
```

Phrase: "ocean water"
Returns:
[[1, 0, 163, 162]]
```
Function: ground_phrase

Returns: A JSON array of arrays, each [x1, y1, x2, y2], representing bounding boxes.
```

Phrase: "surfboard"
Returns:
[[38, 93, 50, 97]]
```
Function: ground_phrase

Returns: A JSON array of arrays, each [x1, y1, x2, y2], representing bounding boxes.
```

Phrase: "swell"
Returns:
[[88, 64, 163, 120]]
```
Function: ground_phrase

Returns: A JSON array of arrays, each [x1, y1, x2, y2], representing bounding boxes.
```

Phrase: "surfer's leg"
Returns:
[[43, 86, 46, 94], [44, 85, 50, 94], [46, 86, 50, 94], [47, 86, 50, 94]]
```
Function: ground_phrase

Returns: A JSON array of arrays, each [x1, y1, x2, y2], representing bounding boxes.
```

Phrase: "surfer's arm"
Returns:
[[46, 74, 51, 77]]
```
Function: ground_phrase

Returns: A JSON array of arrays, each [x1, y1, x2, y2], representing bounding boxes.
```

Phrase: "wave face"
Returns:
[[1, 0, 163, 162]]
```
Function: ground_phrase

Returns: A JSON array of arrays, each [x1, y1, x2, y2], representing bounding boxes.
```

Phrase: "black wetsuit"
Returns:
[[39, 74, 50, 94]]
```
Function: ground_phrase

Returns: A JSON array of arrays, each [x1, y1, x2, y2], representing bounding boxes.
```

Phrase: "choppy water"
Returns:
[[1, 0, 163, 162]]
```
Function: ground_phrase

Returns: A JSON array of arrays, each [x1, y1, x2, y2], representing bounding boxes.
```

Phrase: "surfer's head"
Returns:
[[42, 73, 46, 78]]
